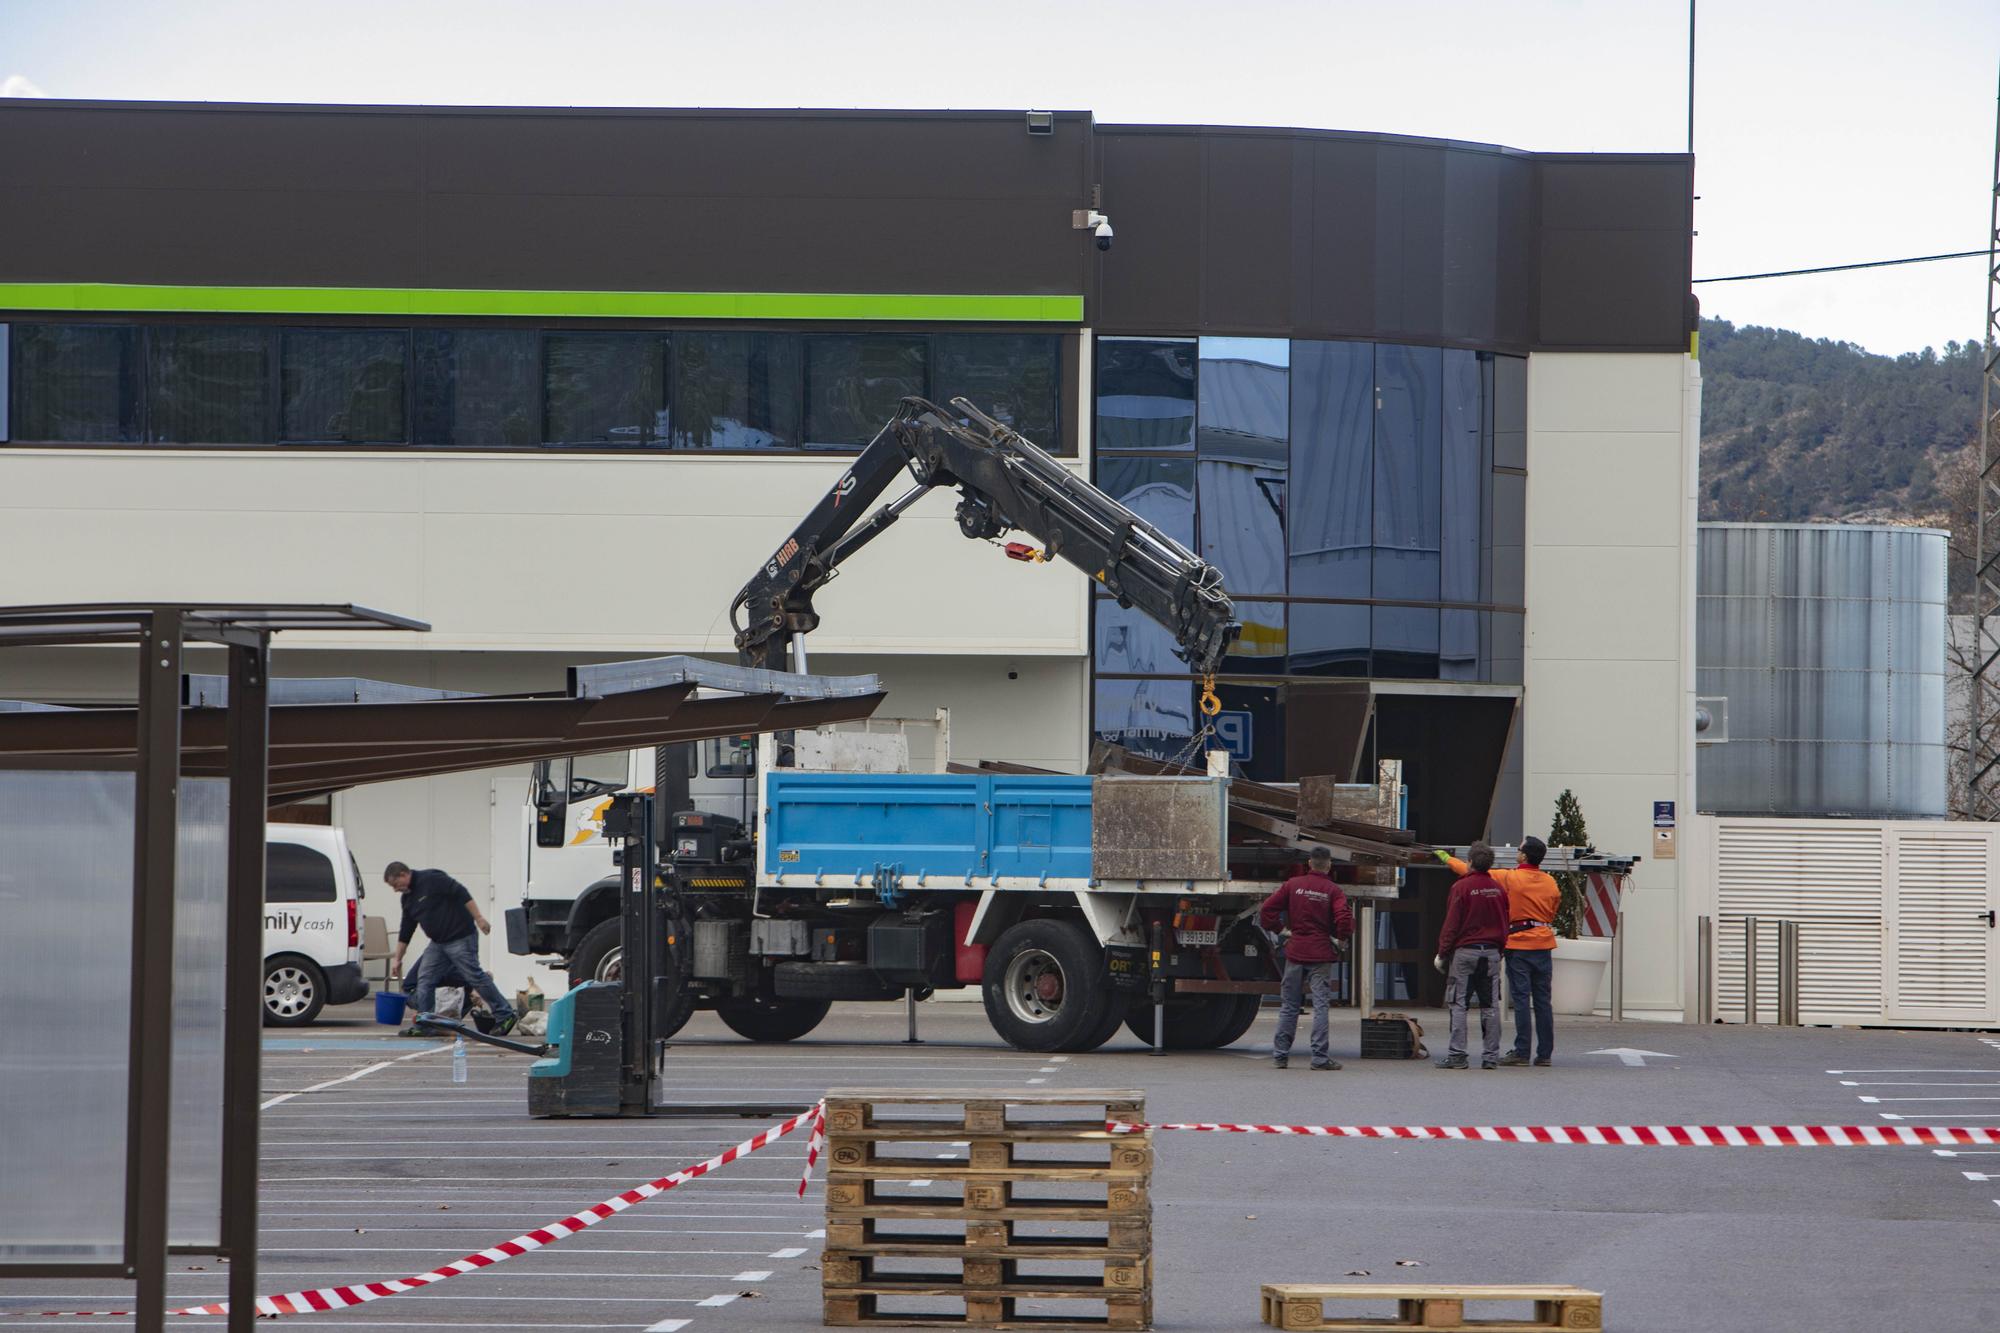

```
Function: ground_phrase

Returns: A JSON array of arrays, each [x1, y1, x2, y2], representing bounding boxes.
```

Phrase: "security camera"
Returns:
[[1074, 208, 1114, 251]]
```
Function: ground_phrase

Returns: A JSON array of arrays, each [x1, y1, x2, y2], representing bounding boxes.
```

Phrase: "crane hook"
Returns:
[[1198, 673, 1222, 717]]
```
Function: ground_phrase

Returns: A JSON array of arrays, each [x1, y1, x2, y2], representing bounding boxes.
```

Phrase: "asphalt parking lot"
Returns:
[[3, 1000, 1996, 1332]]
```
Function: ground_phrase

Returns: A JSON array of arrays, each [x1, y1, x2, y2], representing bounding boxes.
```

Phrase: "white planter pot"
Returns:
[[1550, 937, 1612, 1015]]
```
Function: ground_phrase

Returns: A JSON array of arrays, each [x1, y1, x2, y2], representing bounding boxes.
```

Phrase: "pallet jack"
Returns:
[[416, 789, 799, 1119]]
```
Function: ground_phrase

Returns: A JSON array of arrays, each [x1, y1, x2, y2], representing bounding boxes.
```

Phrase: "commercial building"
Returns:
[[0, 100, 1699, 1011]]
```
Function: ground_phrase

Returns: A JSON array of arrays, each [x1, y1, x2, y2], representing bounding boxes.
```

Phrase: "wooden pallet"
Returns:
[[825, 1089, 1147, 1136], [826, 1090, 1152, 1331], [824, 1215, 1153, 1252], [824, 1250, 1151, 1293], [1259, 1283, 1603, 1332], [824, 1289, 1150, 1330]]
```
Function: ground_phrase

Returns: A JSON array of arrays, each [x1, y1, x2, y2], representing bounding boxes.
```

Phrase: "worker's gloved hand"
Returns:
[[1432, 849, 1453, 866], [1432, 953, 1448, 975]]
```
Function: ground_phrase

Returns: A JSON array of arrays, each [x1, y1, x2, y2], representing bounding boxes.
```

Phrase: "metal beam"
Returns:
[[220, 640, 268, 1333], [1973, 66, 2000, 820], [128, 610, 182, 1333]]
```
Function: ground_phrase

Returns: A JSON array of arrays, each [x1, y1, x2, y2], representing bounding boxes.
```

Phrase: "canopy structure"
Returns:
[[0, 652, 886, 801]]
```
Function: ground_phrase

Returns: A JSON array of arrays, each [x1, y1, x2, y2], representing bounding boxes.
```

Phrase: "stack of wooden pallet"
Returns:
[[821, 1088, 1152, 1330]]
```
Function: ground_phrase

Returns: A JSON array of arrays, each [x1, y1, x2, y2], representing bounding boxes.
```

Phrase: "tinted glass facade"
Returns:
[[2, 324, 1065, 454], [1093, 335, 1525, 782]]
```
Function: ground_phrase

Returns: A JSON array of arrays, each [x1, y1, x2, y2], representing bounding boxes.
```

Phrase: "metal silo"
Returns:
[[1697, 522, 1947, 818]]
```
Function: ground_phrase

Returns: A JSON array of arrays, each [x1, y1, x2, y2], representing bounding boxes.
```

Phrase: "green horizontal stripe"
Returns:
[[0, 282, 1084, 323]]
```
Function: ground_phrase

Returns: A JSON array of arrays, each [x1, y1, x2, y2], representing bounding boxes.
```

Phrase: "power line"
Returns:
[[1694, 250, 1988, 283]]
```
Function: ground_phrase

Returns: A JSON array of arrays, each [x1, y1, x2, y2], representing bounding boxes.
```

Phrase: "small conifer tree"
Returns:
[[1548, 788, 1590, 938]]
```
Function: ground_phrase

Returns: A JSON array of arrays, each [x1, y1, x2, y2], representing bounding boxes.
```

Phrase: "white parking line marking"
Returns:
[[646, 1321, 692, 1332], [1879, 1112, 2000, 1120], [259, 1046, 446, 1110], [696, 1293, 739, 1307], [1826, 1069, 2000, 1074], [732, 1269, 773, 1281], [769, 1247, 808, 1259], [1050, 1056, 1070, 1062], [1027, 1077, 1047, 1084], [1840, 1081, 2000, 1087], [1932, 1150, 2000, 1157], [1856, 1096, 2000, 1103], [1961, 1172, 1997, 1181], [807, 1228, 827, 1238]]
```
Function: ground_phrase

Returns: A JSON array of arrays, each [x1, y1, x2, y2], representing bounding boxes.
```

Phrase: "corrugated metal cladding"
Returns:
[[1709, 818, 1998, 1027], [1697, 523, 1948, 818], [0, 102, 1691, 353]]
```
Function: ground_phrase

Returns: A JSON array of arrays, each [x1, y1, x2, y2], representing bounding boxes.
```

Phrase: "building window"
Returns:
[[805, 335, 927, 448], [413, 329, 540, 447], [1198, 337, 1288, 667], [544, 332, 669, 447], [672, 331, 803, 450], [8, 324, 141, 442], [146, 326, 271, 444], [935, 333, 1058, 444], [280, 329, 408, 444], [1095, 338, 1195, 451]]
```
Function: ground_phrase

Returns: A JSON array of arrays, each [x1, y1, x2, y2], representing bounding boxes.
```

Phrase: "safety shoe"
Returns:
[[1497, 1051, 1532, 1067], [1481, 1058, 1499, 1070], [1273, 1055, 1289, 1069], [1533, 1057, 1553, 1067], [1310, 1060, 1343, 1072], [492, 1015, 518, 1037], [396, 1024, 430, 1038], [1433, 1053, 1469, 1070]]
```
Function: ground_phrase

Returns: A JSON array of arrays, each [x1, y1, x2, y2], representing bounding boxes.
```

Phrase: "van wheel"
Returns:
[[982, 919, 1113, 1053], [263, 957, 326, 1026], [716, 996, 832, 1042], [568, 918, 696, 1039]]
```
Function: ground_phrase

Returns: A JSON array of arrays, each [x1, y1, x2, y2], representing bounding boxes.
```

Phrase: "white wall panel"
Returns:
[[0, 449, 1090, 656], [1523, 351, 1695, 1014]]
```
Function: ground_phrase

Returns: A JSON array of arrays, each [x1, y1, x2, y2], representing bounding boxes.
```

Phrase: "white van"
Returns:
[[263, 823, 371, 1025]]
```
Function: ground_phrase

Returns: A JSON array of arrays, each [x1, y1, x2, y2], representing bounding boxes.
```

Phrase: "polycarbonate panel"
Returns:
[[171, 779, 229, 1249], [0, 769, 136, 1264]]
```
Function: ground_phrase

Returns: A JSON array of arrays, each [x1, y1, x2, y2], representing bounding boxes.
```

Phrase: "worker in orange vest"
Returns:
[[1438, 836, 1560, 1066]]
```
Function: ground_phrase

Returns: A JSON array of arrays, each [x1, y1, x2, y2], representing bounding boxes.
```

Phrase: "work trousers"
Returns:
[[1506, 947, 1555, 1061], [1273, 960, 1336, 1066], [409, 933, 516, 1022], [1445, 944, 1501, 1061]]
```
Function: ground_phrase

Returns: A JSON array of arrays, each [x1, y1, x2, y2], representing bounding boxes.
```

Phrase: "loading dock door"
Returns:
[[1887, 829, 2000, 1026]]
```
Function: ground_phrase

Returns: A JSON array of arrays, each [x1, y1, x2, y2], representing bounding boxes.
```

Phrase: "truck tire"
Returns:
[[1073, 993, 1132, 1052], [982, 919, 1115, 1053], [716, 995, 832, 1042], [569, 918, 696, 1039], [773, 961, 903, 1002], [263, 955, 326, 1027], [1121, 993, 1262, 1049]]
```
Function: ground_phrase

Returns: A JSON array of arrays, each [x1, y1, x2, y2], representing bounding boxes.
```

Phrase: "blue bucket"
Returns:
[[374, 990, 409, 1026]]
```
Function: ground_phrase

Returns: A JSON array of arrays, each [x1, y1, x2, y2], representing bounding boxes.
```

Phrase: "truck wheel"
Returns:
[[1072, 993, 1133, 1052], [263, 956, 326, 1027], [569, 918, 696, 1039], [1121, 993, 1259, 1049], [772, 962, 903, 1002], [569, 919, 624, 988], [983, 919, 1113, 1053], [716, 996, 832, 1042]]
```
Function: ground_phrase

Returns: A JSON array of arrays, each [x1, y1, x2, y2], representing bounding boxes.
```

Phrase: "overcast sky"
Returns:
[[3, 0, 1996, 356]]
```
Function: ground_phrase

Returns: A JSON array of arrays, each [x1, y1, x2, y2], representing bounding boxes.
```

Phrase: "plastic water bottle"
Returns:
[[452, 1035, 468, 1084]]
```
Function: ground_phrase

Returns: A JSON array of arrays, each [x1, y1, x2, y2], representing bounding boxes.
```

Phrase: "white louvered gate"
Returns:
[[1887, 830, 1999, 1024], [1708, 818, 1999, 1028]]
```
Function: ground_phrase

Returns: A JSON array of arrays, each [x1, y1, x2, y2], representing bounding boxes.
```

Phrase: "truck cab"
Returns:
[[508, 738, 755, 979]]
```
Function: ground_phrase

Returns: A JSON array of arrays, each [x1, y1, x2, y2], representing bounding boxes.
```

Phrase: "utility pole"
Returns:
[[1971, 61, 2000, 820]]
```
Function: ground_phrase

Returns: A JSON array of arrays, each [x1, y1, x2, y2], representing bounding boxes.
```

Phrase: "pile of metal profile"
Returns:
[[0, 648, 885, 801]]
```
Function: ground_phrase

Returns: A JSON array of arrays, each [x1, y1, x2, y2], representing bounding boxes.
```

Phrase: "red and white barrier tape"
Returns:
[[1108, 1120, 2000, 1146], [34, 1101, 826, 1319]]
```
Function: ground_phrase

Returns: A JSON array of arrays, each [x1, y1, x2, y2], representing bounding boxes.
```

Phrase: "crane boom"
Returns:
[[731, 397, 1239, 699]]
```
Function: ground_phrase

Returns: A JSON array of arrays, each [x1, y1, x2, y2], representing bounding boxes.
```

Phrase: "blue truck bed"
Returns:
[[761, 770, 1093, 885]]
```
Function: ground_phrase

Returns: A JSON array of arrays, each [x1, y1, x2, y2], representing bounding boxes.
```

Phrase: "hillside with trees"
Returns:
[[1698, 316, 1983, 524]]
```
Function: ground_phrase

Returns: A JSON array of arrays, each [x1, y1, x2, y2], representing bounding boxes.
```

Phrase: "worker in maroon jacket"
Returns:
[[1434, 841, 1509, 1069], [1258, 846, 1355, 1071]]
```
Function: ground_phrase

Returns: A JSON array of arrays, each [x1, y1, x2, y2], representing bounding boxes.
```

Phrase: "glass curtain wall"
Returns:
[[1091, 336, 1526, 780]]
